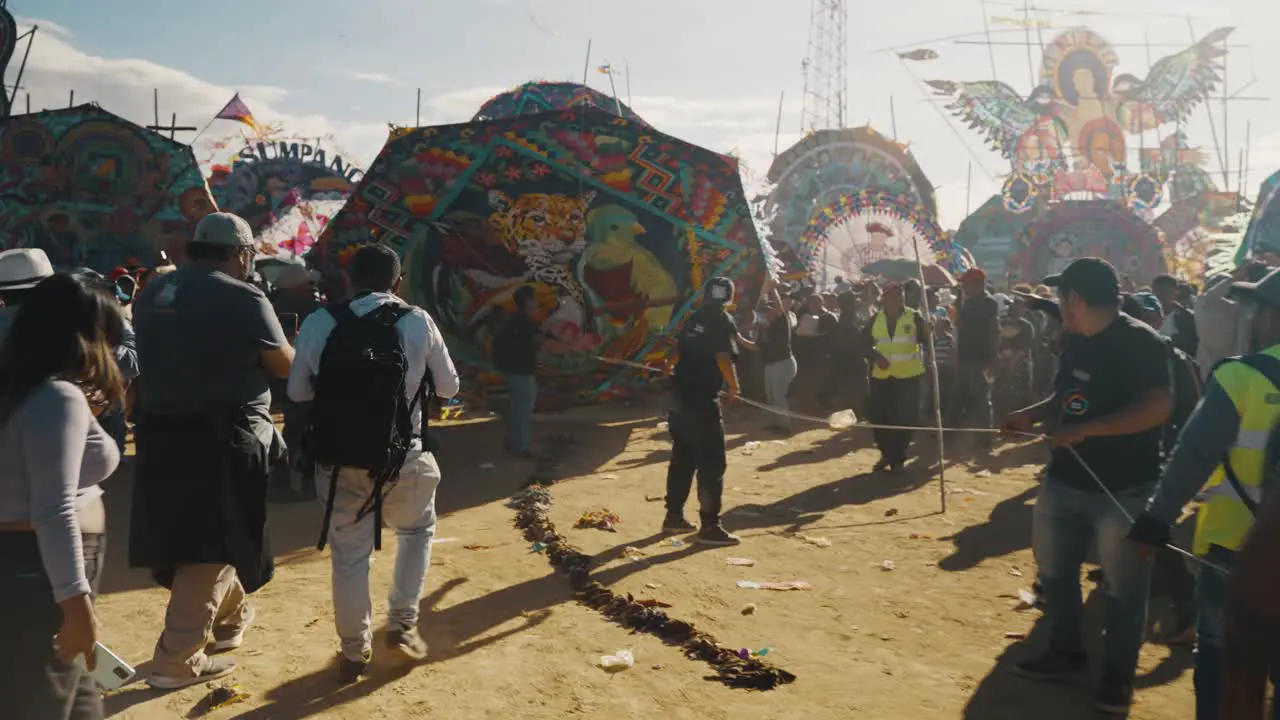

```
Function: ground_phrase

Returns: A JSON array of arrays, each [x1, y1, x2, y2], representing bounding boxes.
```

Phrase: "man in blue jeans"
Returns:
[[1003, 258, 1172, 715], [494, 286, 539, 457]]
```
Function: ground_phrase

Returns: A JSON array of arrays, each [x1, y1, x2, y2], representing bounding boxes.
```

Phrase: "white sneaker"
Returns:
[[209, 605, 255, 653], [147, 656, 236, 690]]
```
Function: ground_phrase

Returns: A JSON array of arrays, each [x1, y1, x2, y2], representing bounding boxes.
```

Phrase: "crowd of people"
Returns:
[[5, 209, 1280, 717], [1, 212, 459, 717]]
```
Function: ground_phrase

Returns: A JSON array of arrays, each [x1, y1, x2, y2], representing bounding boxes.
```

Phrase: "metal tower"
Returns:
[[800, 0, 848, 133]]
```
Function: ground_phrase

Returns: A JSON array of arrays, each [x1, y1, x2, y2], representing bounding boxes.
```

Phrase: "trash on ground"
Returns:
[[1004, 631, 1027, 639], [1013, 589, 1038, 611], [908, 532, 933, 540], [741, 603, 758, 616], [1008, 567, 1024, 577], [881, 560, 896, 571], [530, 542, 547, 553], [727, 557, 757, 566], [659, 538, 686, 548], [575, 509, 622, 532], [644, 494, 664, 502], [828, 410, 857, 429], [636, 598, 672, 608], [463, 544, 493, 551], [975, 469, 993, 477], [189, 683, 250, 717], [656, 422, 669, 431], [744, 441, 762, 451], [432, 537, 459, 545], [598, 649, 635, 671], [736, 580, 812, 591], [645, 582, 662, 589], [598, 474, 619, 481], [884, 508, 899, 518], [623, 546, 648, 562], [797, 534, 832, 548]]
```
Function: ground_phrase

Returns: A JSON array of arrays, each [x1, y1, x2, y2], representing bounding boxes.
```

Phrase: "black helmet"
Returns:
[[704, 277, 734, 306]]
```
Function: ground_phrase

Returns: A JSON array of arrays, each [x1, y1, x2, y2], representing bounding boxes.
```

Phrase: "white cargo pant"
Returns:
[[316, 445, 441, 662]]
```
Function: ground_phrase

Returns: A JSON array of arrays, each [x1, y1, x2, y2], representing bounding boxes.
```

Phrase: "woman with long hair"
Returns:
[[0, 273, 125, 719]]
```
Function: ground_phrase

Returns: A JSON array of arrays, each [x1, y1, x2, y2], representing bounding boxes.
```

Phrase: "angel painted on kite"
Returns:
[[928, 26, 1233, 182]]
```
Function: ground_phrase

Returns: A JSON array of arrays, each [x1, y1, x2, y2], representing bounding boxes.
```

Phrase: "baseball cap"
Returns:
[[1229, 267, 1280, 308], [0, 248, 54, 290], [191, 212, 255, 247], [1043, 257, 1120, 306]]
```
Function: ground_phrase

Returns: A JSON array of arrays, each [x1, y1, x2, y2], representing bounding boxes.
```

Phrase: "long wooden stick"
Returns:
[[909, 234, 947, 512]]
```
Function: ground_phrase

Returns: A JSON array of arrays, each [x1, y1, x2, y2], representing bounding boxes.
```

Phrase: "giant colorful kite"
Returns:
[[760, 126, 965, 280], [1239, 170, 1280, 264], [928, 26, 1232, 209], [318, 107, 766, 404], [1008, 200, 1166, 286], [473, 81, 646, 125], [0, 105, 216, 271], [205, 133, 362, 258]]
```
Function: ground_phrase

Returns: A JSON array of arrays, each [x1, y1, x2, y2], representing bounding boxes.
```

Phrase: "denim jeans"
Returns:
[[762, 357, 797, 430], [1194, 546, 1280, 720], [1032, 477, 1153, 684], [2, 532, 105, 720], [316, 447, 440, 662], [504, 374, 536, 452]]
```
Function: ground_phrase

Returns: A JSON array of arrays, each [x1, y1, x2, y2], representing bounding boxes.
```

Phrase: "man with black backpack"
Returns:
[[1129, 266, 1280, 720], [287, 244, 459, 683]]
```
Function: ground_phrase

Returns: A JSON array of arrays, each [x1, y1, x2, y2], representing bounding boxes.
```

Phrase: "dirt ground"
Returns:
[[95, 401, 1195, 719]]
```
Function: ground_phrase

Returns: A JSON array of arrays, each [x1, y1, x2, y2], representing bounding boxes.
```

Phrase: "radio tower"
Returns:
[[800, 0, 848, 133]]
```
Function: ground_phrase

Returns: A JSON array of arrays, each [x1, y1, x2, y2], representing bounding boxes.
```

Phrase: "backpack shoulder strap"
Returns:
[[327, 300, 356, 325]]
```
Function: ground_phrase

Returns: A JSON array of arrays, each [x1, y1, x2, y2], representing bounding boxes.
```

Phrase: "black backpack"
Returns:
[[309, 300, 432, 551], [1167, 343, 1202, 439]]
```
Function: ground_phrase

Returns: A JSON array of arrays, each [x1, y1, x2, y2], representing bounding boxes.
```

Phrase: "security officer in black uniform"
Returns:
[[662, 276, 743, 546]]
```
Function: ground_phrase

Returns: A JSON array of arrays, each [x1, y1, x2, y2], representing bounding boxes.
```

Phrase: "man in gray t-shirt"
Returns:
[[131, 212, 294, 690]]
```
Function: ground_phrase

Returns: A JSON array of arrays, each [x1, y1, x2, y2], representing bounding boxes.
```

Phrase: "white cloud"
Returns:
[[14, 16, 71, 37], [16, 19, 397, 169], [348, 71, 407, 88]]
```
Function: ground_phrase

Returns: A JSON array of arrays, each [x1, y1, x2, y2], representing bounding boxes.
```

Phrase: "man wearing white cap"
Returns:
[[0, 247, 56, 344], [131, 212, 295, 689]]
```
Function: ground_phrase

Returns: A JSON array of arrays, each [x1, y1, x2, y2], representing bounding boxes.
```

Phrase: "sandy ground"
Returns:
[[94, 401, 1195, 719]]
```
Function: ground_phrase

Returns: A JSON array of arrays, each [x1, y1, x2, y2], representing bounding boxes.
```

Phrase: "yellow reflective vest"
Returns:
[[1192, 344, 1280, 555], [870, 310, 926, 380]]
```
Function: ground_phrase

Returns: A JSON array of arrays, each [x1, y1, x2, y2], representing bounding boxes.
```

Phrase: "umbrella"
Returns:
[[861, 258, 955, 287]]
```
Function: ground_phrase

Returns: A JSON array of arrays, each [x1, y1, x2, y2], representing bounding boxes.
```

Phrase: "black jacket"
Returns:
[[129, 409, 282, 592]]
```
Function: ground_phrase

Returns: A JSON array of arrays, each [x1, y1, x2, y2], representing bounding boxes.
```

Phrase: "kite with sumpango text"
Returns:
[[0, 105, 216, 271], [317, 107, 767, 406]]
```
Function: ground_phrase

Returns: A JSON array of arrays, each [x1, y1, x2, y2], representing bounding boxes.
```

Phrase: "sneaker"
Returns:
[[873, 459, 890, 473], [695, 525, 741, 546], [387, 627, 429, 661], [209, 604, 255, 653], [1094, 680, 1134, 715], [147, 656, 236, 690], [662, 513, 696, 533], [1013, 648, 1087, 682], [338, 652, 371, 684]]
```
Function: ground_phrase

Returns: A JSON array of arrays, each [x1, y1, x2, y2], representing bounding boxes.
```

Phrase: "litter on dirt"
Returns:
[[623, 546, 648, 562], [575, 509, 622, 532], [463, 544, 493, 551], [636, 598, 673, 608], [1013, 589, 1038, 611], [644, 494, 664, 502], [727, 557, 757, 566], [741, 603, 758, 616], [659, 538, 686, 548], [884, 508, 899, 518], [189, 683, 250, 717], [736, 580, 812, 591], [598, 649, 635, 671], [881, 560, 896, 571], [530, 542, 546, 553], [432, 537, 460, 545], [797, 534, 832, 548]]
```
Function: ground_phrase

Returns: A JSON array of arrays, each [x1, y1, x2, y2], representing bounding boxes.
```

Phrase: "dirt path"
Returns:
[[96, 406, 1194, 719]]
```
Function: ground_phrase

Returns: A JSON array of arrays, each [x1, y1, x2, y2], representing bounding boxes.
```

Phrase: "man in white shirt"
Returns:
[[287, 244, 459, 682]]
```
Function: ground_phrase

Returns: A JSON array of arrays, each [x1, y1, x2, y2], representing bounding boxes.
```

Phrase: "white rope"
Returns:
[[594, 355, 1229, 576]]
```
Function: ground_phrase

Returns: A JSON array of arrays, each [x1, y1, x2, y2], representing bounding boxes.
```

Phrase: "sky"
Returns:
[[11, 0, 1280, 230]]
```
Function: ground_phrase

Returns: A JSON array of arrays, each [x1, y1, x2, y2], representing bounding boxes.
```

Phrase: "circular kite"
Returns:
[[1008, 200, 1166, 286]]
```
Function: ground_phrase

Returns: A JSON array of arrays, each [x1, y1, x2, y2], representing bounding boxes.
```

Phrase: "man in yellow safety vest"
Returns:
[[1129, 266, 1280, 720], [865, 282, 929, 473]]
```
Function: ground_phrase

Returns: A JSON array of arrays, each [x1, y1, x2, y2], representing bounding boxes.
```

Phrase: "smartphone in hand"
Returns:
[[72, 642, 136, 690]]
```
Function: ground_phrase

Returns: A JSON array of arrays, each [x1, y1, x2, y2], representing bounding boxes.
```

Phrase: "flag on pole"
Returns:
[[597, 64, 613, 75], [214, 93, 262, 133]]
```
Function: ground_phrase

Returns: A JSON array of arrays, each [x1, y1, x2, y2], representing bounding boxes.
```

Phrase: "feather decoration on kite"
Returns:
[[897, 49, 939, 61], [1113, 27, 1234, 131], [925, 80, 1060, 159]]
